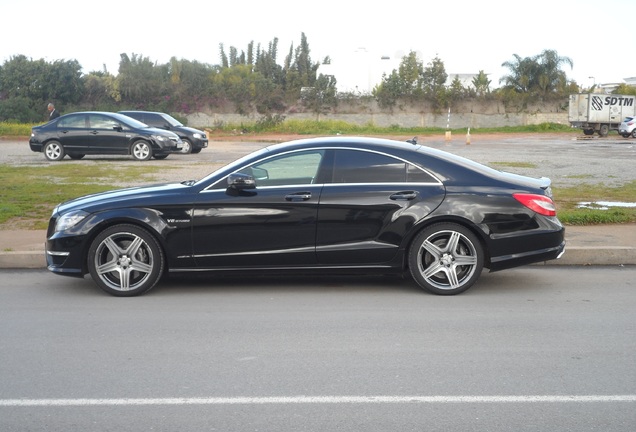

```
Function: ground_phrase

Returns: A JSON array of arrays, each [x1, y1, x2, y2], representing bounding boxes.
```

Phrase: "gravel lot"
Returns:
[[2, 133, 635, 188]]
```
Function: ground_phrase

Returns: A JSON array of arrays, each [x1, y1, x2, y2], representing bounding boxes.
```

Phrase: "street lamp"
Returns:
[[589, 76, 596, 85]]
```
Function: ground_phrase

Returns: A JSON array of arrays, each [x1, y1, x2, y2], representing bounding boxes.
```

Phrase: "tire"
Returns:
[[599, 124, 609, 137], [408, 223, 484, 295], [153, 154, 169, 160], [583, 129, 594, 136], [131, 140, 152, 161], [181, 139, 192, 154], [68, 153, 85, 160], [88, 224, 164, 297], [44, 141, 65, 161], [632, 129, 636, 139]]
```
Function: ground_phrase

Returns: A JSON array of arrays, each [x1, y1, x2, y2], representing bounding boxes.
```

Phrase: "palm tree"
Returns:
[[534, 49, 573, 94], [499, 49, 573, 95]]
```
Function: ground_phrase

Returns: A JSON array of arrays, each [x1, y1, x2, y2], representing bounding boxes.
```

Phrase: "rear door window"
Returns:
[[331, 149, 437, 183]]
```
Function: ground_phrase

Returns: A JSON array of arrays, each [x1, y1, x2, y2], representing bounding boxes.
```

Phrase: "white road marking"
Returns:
[[1, 395, 636, 407]]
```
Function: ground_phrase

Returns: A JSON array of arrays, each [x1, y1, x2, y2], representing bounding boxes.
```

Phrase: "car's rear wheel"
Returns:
[[583, 129, 594, 136], [181, 139, 192, 154], [408, 223, 484, 295], [68, 153, 85, 160], [632, 129, 636, 139], [131, 140, 152, 161], [88, 224, 164, 297], [44, 141, 65, 161]]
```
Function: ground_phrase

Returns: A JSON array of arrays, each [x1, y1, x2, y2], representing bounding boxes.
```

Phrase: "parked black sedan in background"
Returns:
[[29, 112, 183, 161], [44, 137, 565, 296], [119, 110, 208, 154]]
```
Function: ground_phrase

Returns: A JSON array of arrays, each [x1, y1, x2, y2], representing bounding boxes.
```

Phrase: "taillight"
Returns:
[[513, 193, 557, 217]]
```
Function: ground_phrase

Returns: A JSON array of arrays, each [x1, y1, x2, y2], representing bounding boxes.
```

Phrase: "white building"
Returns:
[[317, 48, 479, 94]]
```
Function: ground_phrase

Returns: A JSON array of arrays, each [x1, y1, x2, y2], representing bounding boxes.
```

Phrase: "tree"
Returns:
[[117, 53, 168, 106], [472, 70, 491, 96], [534, 49, 573, 95], [373, 51, 424, 109], [0, 55, 84, 120], [448, 75, 466, 103], [301, 73, 337, 118], [373, 70, 403, 109], [398, 51, 424, 98], [167, 58, 214, 112], [46, 59, 84, 105], [422, 56, 448, 109], [500, 49, 573, 96], [613, 83, 636, 96], [83, 71, 119, 108], [284, 33, 320, 100]]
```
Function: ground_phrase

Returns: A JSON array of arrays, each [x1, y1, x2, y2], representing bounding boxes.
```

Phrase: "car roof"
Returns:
[[119, 110, 164, 115], [60, 111, 134, 119]]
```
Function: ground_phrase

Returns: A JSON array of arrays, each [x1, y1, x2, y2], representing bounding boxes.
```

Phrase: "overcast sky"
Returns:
[[1, 0, 633, 89]]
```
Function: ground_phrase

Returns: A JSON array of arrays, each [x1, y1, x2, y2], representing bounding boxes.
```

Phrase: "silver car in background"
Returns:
[[618, 116, 636, 138]]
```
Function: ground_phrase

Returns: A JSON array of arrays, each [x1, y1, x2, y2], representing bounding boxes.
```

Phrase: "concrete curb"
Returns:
[[1, 247, 635, 270], [541, 246, 636, 266], [0, 251, 46, 269]]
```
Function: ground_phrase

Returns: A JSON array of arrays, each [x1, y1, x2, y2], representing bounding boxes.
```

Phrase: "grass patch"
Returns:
[[0, 122, 35, 136], [212, 121, 578, 137], [0, 164, 166, 229], [554, 181, 636, 225]]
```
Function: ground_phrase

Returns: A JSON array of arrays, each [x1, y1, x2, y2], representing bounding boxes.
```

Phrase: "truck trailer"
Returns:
[[568, 93, 636, 137]]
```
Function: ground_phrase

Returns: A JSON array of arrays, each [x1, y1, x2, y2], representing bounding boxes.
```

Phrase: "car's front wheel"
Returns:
[[44, 141, 65, 161], [632, 129, 636, 139], [408, 223, 484, 295], [181, 139, 192, 154], [87, 224, 165, 297], [131, 140, 152, 161]]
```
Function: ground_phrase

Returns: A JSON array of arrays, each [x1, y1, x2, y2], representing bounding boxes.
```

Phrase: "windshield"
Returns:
[[162, 114, 183, 127], [114, 113, 151, 129]]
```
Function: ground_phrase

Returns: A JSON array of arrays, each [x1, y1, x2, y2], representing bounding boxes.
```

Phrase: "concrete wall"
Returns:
[[186, 111, 569, 129], [184, 99, 570, 129]]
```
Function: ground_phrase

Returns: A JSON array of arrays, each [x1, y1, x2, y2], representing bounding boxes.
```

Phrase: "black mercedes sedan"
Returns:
[[29, 112, 183, 161], [45, 136, 565, 296]]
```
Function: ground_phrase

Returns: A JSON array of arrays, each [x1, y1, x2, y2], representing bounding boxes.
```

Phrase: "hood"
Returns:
[[56, 182, 191, 215], [176, 125, 205, 135], [144, 126, 180, 138]]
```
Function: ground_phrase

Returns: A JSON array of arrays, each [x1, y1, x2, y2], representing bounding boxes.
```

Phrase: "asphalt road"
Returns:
[[1, 267, 635, 431]]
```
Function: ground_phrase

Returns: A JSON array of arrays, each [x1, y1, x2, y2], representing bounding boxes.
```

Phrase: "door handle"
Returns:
[[90, 130, 99, 135], [285, 192, 312, 201], [390, 191, 418, 201]]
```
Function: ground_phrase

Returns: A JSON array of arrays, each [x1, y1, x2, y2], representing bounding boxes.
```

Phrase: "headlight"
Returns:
[[193, 133, 203, 139], [55, 210, 89, 232], [152, 135, 168, 142]]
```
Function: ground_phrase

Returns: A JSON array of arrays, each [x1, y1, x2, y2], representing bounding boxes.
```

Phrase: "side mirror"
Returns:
[[227, 173, 256, 190]]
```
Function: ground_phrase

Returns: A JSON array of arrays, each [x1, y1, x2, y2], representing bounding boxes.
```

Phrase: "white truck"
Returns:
[[568, 93, 636, 137]]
